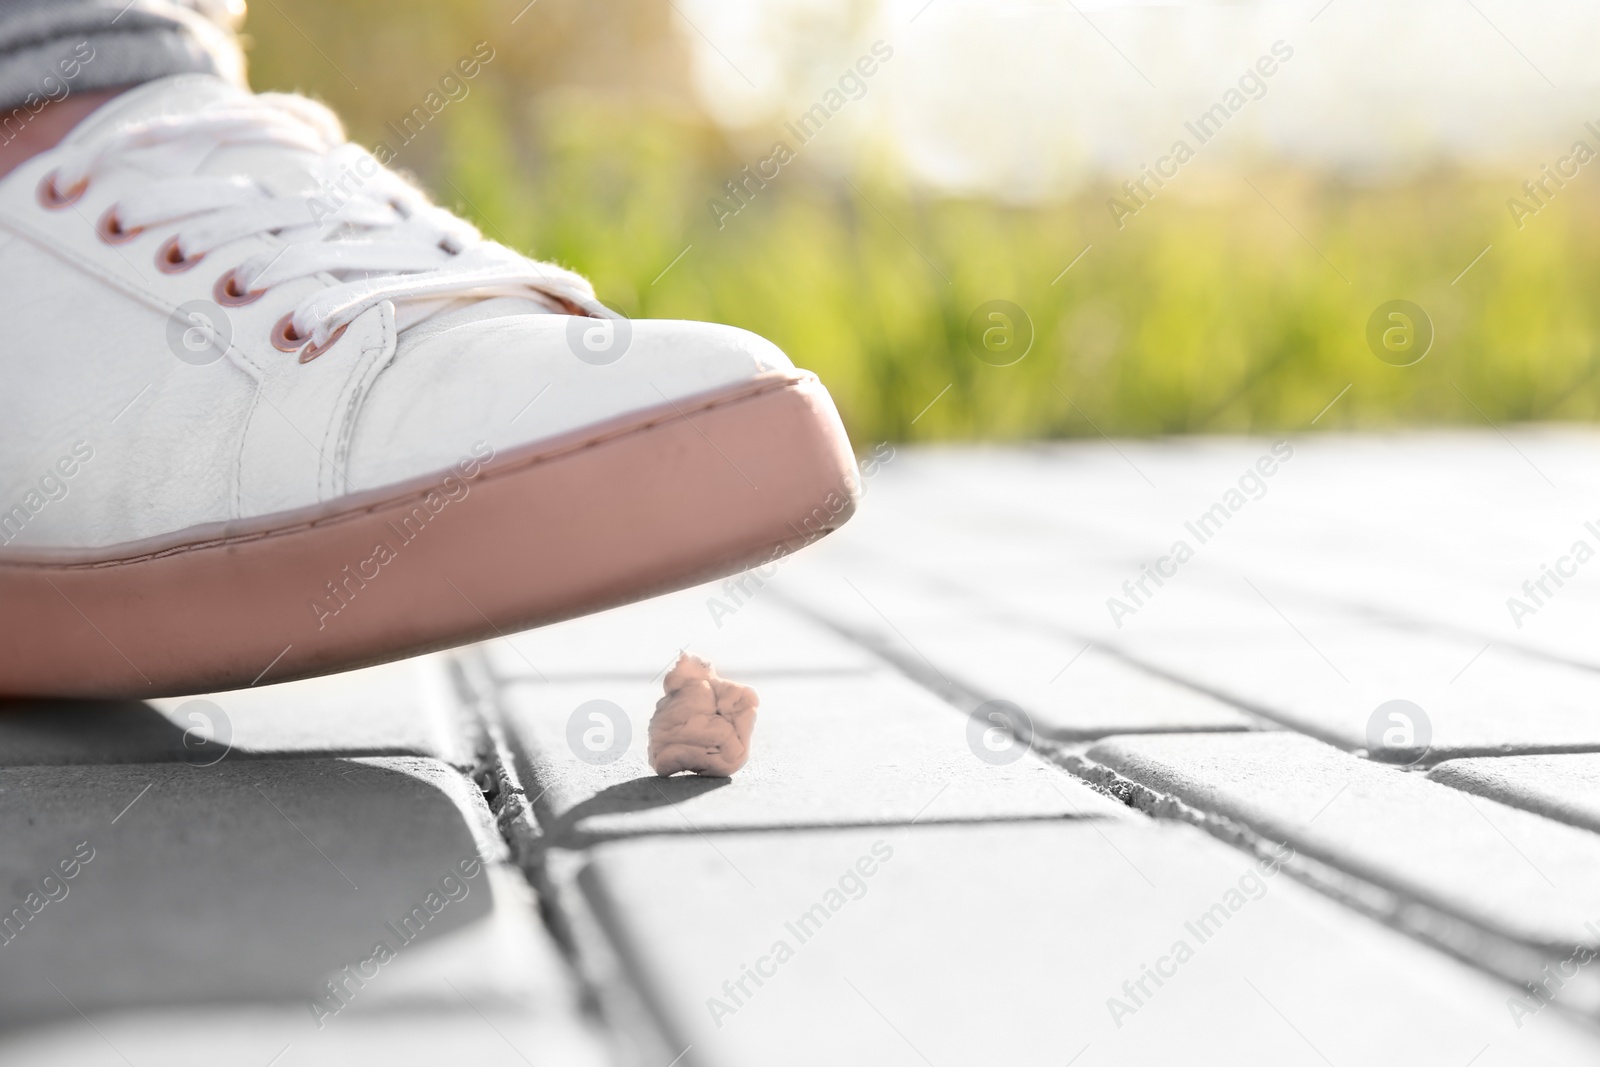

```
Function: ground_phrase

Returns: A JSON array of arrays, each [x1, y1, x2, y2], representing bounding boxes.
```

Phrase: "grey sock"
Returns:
[[0, 0, 245, 114]]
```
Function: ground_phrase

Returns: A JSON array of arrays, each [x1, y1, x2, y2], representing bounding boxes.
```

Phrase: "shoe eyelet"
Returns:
[[298, 323, 348, 363], [271, 311, 307, 352], [96, 206, 144, 245], [37, 172, 88, 210], [156, 235, 205, 274], [271, 312, 346, 362], [546, 293, 595, 317], [213, 268, 265, 307]]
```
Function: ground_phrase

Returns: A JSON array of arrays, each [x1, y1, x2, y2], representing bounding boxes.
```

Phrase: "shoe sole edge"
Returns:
[[0, 371, 859, 697]]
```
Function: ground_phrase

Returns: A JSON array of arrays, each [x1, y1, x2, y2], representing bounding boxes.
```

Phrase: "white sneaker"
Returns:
[[0, 75, 858, 697]]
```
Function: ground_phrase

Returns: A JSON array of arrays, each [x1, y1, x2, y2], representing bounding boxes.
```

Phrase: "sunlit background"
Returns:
[[246, 0, 1600, 441]]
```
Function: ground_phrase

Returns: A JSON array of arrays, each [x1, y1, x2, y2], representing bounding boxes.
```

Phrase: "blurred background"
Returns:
[[244, 0, 1600, 443]]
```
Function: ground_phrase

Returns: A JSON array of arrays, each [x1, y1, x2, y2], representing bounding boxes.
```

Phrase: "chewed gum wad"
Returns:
[[648, 653, 759, 776]]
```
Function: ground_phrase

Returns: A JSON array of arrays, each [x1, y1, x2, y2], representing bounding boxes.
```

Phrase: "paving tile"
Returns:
[[855, 437, 1600, 693], [0, 1004, 608, 1067], [576, 822, 1600, 1067], [991, 432, 1600, 674], [482, 583, 877, 682], [0, 757, 584, 1024], [565, 441, 1600, 763], [859, 555, 1600, 761], [1085, 732, 1600, 952], [0, 858, 606, 1065], [768, 565, 1257, 740], [497, 672, 1127, 843], [0, 655, 470, 766], [1099, 617, 1600, 761], [861, 434, 1600, 594], [1430, 754, 1600, 835]]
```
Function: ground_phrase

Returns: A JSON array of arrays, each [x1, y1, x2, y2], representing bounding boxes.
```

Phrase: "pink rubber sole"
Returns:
[[0, 372, 858, 698]]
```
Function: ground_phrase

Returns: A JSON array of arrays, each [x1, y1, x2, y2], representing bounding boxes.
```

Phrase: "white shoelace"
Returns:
[[48, 92, 602, 349]]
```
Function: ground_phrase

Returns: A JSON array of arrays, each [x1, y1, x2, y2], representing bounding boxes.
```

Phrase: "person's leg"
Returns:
[[0, 87, 115, 178], [0, 0, 245, 176]]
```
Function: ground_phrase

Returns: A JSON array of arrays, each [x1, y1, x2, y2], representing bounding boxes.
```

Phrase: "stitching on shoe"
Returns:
[[231, 376, 268, 520], [0, 197, 205, 327], [0, 183, 277, 385], [322, 301, 396, 502], [0, 157, 279, 383]]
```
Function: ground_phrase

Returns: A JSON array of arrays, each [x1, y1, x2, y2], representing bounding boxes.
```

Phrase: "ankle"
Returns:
[[0, 89, 126, 181]]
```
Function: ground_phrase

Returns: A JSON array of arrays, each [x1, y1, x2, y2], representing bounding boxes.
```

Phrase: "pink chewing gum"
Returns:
[[648, 653, 759, 777]]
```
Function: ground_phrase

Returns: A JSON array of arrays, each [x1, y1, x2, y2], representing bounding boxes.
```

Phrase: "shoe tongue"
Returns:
[[67, 73, 325, 196], [64, 73, 251, 146], [393, 296, 561, 358]]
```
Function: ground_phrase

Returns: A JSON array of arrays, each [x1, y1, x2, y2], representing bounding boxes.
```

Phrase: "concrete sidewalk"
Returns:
[[7, 432, 1600, 1065]]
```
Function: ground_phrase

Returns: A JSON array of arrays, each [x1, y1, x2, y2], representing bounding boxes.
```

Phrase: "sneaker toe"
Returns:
[[347, 314, 797, 491]]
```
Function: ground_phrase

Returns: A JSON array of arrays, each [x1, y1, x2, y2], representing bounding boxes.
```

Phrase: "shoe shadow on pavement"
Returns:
[[0, 698, 197, 764], [0, 738, 496, 1029], [538, 773, 731, 849]]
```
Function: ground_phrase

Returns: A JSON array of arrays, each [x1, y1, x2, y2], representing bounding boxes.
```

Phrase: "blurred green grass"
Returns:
[[245, 0, 1600, 443]]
